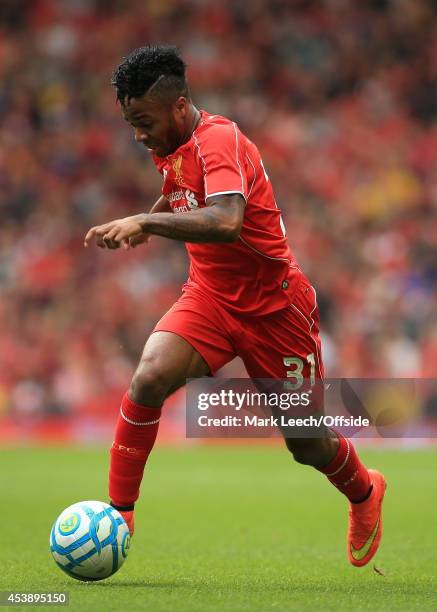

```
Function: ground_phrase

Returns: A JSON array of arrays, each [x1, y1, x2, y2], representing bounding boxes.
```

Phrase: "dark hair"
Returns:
[[111, 45, 188, 105]]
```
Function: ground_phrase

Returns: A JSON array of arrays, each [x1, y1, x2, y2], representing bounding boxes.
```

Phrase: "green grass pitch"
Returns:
[[0, 445, 436, 611]]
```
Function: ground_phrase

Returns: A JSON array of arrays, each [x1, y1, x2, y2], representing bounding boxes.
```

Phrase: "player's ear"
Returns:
[[173, 96, 188, 118]]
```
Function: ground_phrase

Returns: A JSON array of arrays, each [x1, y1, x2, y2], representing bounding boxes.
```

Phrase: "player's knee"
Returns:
[[129, 358, 170, 406]]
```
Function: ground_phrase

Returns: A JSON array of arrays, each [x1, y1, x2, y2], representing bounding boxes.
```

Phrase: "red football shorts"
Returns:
[[153, 275, 324, 384]]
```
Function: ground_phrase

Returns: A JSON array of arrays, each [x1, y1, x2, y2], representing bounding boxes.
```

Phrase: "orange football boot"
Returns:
[[348, 469, 387, 567]]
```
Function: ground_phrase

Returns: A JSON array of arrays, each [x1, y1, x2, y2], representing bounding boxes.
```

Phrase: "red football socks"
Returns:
[[319, 433, 371, 503], [109, 393, 161, 508]]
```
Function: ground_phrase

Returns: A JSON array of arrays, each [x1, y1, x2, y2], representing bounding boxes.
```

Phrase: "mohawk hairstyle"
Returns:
[[111, 45, 189, 105]]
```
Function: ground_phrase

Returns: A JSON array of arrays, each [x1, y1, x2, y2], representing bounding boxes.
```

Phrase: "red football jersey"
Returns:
[[152, 111, 302, 315]]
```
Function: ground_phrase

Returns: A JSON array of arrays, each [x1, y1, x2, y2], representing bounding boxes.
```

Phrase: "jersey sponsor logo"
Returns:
[[172, 154, 184, 186], [171, 189, 199, 213], [174, 204, 189, 213], [350, 516, 380, 562], [168, 190, 185, 203], [185, 189, 199, 209]]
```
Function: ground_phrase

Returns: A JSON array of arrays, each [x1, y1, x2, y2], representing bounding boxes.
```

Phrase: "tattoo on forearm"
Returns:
[[142, 209, 236, 243]]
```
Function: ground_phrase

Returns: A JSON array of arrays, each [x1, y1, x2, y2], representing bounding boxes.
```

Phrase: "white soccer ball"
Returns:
[[50, 501, 131, 581]]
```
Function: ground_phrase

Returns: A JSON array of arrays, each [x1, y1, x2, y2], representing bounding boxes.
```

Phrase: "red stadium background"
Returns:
[[1, 0, 436, 443]]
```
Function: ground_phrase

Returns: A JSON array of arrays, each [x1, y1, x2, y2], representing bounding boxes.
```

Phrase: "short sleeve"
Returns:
[[194, 123, 247, 201]]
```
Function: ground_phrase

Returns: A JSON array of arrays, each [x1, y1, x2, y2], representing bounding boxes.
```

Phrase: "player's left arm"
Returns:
[[84, 194, 244, 246]]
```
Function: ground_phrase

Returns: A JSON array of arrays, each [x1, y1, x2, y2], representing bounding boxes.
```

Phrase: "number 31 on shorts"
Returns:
[[283, 354, 316, 389]]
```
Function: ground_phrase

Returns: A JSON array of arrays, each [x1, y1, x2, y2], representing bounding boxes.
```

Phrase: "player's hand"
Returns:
[[84, 215, 150, 250]]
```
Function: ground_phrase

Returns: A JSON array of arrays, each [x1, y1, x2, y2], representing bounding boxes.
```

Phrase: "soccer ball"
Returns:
[[50, 501, 131, 581]]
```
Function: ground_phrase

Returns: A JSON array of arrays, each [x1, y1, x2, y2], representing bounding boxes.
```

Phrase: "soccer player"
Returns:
[[84, 45, 386, 567]]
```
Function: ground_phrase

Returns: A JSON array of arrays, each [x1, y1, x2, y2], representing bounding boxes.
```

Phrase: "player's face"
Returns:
[[122, 95, 188, 157]]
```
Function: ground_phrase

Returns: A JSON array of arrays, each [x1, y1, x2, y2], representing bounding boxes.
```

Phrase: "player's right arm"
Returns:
[[84, 194, 244, 248]]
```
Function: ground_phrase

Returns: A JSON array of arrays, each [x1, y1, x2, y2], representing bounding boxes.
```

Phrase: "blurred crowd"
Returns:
[[1, 0, 436, 421]]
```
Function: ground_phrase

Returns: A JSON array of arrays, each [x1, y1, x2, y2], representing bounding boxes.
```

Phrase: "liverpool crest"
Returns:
[[172, 154, 184, 186]]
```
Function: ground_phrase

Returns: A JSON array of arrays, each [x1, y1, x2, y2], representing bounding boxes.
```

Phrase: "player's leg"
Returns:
[[237, 280, 342, 470], [109, 331, 209, 524], [237, 277, 386, 566], [109, 293, 236, 534]]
